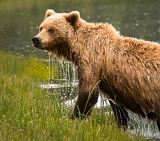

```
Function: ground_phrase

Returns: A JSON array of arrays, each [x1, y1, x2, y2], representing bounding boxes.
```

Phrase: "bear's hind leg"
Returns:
[[109, 100, 129, 131]]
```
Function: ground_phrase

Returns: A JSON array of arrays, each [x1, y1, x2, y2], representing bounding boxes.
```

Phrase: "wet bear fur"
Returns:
[[32, 9, 160, 131]]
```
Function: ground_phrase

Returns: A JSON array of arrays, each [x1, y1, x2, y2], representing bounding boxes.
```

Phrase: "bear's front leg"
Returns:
[[70, 67, 100, 119]]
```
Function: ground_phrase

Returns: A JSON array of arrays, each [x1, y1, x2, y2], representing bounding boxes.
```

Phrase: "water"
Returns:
[[0, 0, 159, 57], [0, 0, 160, 139], [42, 55, 78, 101]]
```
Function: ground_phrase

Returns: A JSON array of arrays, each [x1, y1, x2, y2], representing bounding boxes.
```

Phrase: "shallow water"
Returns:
[[0, 0, 160, 139]]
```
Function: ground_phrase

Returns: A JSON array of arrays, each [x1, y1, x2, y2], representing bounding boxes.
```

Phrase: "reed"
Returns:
[[0, 51, 145, 141]]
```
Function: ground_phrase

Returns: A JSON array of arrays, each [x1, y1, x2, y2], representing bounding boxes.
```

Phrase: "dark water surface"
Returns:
[[0, 0, 160, 139], [0, 0, 159, 57]]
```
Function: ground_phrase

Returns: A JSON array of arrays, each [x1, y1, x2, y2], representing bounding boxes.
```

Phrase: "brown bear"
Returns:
[[32, 9, 160, 131]]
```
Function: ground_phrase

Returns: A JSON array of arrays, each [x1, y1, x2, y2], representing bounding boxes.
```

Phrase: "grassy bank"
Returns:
[[0, 51, 145, 141]]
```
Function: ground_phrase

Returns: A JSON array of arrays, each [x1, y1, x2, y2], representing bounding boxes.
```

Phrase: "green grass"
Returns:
[[0, 51, 145, 141]]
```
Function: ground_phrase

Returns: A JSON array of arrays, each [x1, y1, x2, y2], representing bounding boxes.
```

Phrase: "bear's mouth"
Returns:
[[35, 45, 46, 50], [32, 43, 45, 50], [33, 44, 55, 53]]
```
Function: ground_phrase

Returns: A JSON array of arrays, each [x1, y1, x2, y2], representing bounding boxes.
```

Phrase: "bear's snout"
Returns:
[[32, 37, 41, 47]]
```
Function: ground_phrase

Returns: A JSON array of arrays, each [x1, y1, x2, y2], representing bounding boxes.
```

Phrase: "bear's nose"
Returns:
[[32, 37, 41, 45]]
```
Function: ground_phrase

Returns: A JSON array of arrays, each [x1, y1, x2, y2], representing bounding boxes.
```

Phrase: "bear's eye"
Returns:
[[39, 27, 43, 32], [48, 29, 54, 34]]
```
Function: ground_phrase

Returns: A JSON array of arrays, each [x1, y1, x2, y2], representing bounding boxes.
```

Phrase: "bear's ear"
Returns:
[[45, 9, 55, 19], [65, 11, 80, 27]]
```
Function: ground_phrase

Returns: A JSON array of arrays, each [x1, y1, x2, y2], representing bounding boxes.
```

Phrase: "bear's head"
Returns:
[[32, 9, 80, 58]]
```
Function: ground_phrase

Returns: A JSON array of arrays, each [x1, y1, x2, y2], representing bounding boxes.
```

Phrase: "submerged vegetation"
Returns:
[[0, 51, 145, 141]]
